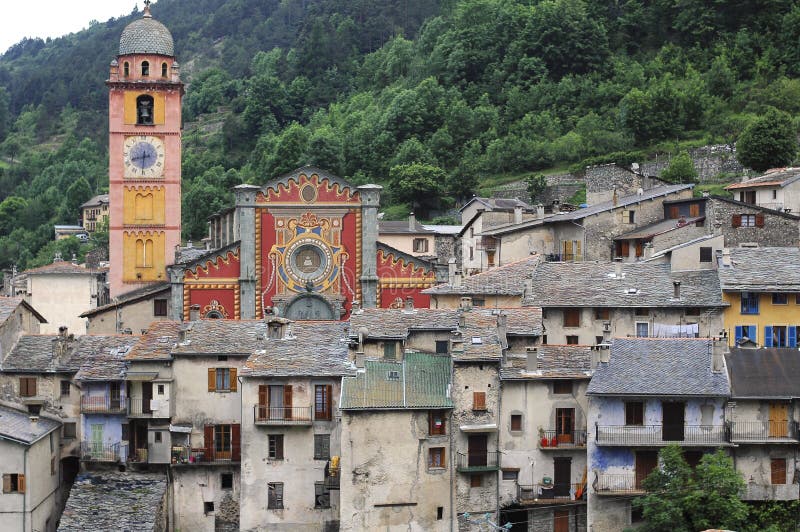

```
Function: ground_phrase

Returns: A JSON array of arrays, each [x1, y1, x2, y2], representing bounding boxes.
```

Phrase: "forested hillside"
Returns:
[[1, 0, 800, 271]]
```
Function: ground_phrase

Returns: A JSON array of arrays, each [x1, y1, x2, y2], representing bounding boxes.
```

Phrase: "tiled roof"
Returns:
[[423, 255, 540, 296], [350, 308, 460, 339], [74, 343, 131, 381], [119, 10, 174, 56], [482, 184, 693, 236], [501, 345, 594, 380], [613, 216, 704, 240], [378, 220, 434, 234], [175, 246, 209, 264], [340, 352, 454, 410], [725, 167, 800, 189], [524, 262, 724, 308], [80, 194, 109, 209], [24, 261, 106, 276], [0, 404, 60, 445], [0, 297, 46, 325], [242, 321, 355, 377], [453, 308, 543, 361], [587, 337, 729, 396], [126, 321, 181, 361], [80, 283, 170, 318], [172, 320, 280, 356], [2, 335, 137, 373], [718, 247, 800, 291], [58, 472, 168, 532], [726, 348, 800, 398]]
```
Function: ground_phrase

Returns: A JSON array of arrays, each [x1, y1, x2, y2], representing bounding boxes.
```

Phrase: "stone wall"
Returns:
[[639, 144, 749, 182], [705, 198, 800, 248]]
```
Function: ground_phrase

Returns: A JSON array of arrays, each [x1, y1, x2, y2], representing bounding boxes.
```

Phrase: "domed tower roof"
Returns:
[[118, 2, 174, 56]]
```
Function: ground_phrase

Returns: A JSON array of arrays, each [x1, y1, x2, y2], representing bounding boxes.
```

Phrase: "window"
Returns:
[[635, 322, 649, 337], [413, 238, 429, 253], [553, 381, 572, 395], [502, 469, 519, 481], [470, 474, 482, 487], [315, 384, 333, 420], [626, 402, 644, 426], [383, 342, 396, 360], [154, 431, 162, 443], [428, 447, 446, 469], [741, 292, 759, 314], [563, 309, 580, 327], [555, 408, 575, 440], [268, 482, 284, 509], [773, 293, 789, 305], [733, 214, 757, 227], [699, 247, 712, 263], [634, 307, 649, 316], [153, 299, 168, 316], [772, 326, 788, 347], [221, 473, 233, 489], [469, 247, 474, 261], [740, 190, 756, 204], [435, 340, 449, 354], [123, 61, 130, 76], [208, 368, 237, 392], [437, 507, 444, 520], [214, 425, 231, 453], [19, 377, 36, 397], [315, 482, 330, 508], [472, 298, 485, 307], [542, 335, 547, 345], [429, 411, 446, 435], [594, 308, 609, 320], [218, 355, 228, 361], [2, 474, 24, 493], [595, 335, 604, 345], [161, 62, 168, 77], [204, 502, 214, 514], [510, 414, 522, 432], [314, 434, 330, 460], [141, 60, 150, 76], [796, 294, 800, 305], [566, 335, 579, 345], [472, 392, 487, 411], [626, 210, 635, 223], [685, 307, 699, 317], [771, 458, 787, 485], [63, 422, 76, 439], [268, 434, 284, 460], [60, 380, 70, 397], [51, 457, 56, 476], [157, 384, 165, 395]]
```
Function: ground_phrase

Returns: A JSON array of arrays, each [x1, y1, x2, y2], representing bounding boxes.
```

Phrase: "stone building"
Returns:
[[81, 282, 172, 335], [705, 195, 800, 248], [584, 164, 669, 205], [79, 194, 109, 233], [0, 297, 46, 360]]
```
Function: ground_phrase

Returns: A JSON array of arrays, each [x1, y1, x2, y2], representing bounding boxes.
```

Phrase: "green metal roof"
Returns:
[[340, 352, 454, 410]]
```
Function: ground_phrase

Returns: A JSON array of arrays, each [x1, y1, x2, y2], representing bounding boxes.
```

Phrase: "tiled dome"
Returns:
[[119, 9, 174, 56]]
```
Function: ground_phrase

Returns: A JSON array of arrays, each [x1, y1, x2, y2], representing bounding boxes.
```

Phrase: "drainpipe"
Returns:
[[449, 409, 455, 532], [496, 375, 502, 526], [23, 444, 28, 532]]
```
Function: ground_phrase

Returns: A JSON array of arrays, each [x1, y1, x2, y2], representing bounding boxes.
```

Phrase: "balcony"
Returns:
[[80, 441, 127, 462], [128, 397, 153, 417], [324, 466, 340, 490], [594, 472, 646, 496], [728, 421, 799, 443], [171, 445, 240, 465], [456, 451, 500, 473], [742, 483, 800, 501], [517, 483, 586, 505], [80, 395, 126, 414], [539, 430, 587, 450], [595, 424, 728, 446], [253, 405, 314, 426]]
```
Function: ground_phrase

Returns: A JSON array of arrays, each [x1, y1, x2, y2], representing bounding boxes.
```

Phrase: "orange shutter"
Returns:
[[755, 214, 765, 227], [231, 424, 241, 462], [204, 425, 214, 461], [258, 385, 268, 420], [732, 214, 742, 227], [17, 474, 25, 494], [230, 368, 237, 392], [284, 385, 293, 420], [473, 392, 486, 410], [208, 369, 216, 392]]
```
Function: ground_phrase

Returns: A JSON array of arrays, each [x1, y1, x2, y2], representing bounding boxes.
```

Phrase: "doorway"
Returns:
[[635, 451, 658, 489], [662, 402, 685, 441], [468, 434, 488, 467], [553, 457, 571, 497]]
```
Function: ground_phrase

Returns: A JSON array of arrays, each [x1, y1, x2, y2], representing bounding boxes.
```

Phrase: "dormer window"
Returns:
[[136, 95, 154, 125], [123, 62, 130, 77], [141, 61, 150, 77], [161, 62, 168, 77]]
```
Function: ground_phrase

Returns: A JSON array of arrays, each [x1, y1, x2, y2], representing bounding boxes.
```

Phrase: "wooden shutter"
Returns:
[[669, 206, 680, 219], [231, 424, 241, 462], [689, 203, 700, 217], [258, 385, 268, 420], [229, 368, 237, 392], [2, 474, 9, 493], [772, 458, 787, 484], [324, 384, 332, 420], [204, 425, 214, 461], [473, 392, 486, 410], [276, 435, 284, 460], [207, 369, 216, 392], [620, 241, 630, 257], [575, 240, 581, 260], [284, 385, 293, 420], [732, 214, 742, 227], [755, 214, 765, 227], [17, 475, 24, 494]]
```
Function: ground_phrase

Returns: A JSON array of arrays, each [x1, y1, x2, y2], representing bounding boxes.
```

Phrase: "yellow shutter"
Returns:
[[208, 368, 216, 392], [575, 240, 582, 261], [17, 474, 24, 493]]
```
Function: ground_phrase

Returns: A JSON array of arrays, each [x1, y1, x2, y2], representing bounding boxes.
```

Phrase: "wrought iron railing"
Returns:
[[324, 466, 340, 489], [127, 397, 153, 416], [594, 472, 646, 494], [728, 420, 799, 441], [80, 441, 126, 462], [253, 405, 314, 424], [539, 429, 588, 448], [517, 483, 586, 503], [455, 451, 500, 471], [172, 445, 240, 464], [80, 395, 126, 414], [595, 424, 728, 445]]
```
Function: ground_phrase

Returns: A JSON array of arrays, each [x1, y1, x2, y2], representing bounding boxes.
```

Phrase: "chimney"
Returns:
[[536, 204, 545, 219], [54, 327, 71, 364], [460, 296, 472, 310], [175, 244, 182, 264], [613, 258, 623, 279], [454, 271, 462, 288], [721, 248, 732, 267], [351, 300, 362, 314], [526, 347, 538, 371], [448, 258, 457, 285], [612, 187, 618, 207], [673, 281, 681, 299], [189, 304, 201, 321], [496, 313, 508, 348], [599, 343, 611, 363], [408, 212, 416, 231], [602, 326, 611, 344], [513, 205, 523, 224], [403, 296, 415, 313], [643, 242, 653, 260], [711, 336, 727, 373]]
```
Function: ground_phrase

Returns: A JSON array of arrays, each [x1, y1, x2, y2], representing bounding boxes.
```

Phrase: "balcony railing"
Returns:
[[517, 483, 586, 504], [728, 421, 799, 442], [539, 430, 587, 449], [172, 445, 240, 464], [80, 441, 127, 462], [253, 405, 314, 425], [742, 483, 800, 501], [595, 424, 728, 446], [594, 472, 646, 495], [80, 395, 126, 414], [128, 397, 153, 416], [456, 451, 500, 472]]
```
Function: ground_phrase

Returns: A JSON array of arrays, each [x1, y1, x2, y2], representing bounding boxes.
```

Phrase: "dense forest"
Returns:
[[1, 0, 800, 272]]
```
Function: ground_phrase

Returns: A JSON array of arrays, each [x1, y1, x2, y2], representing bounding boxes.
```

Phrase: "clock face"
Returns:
[[123, 136, 165, 177], [285, 239, 334, 286]]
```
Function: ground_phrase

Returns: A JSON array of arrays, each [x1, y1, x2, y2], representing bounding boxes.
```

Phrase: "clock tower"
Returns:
[[107, 2, 183, 297]]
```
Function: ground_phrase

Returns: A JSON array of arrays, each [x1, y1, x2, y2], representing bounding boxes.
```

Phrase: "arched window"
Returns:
[[161, 62, 168, 77], [135, 193, 154, 221], [123, 62, 130, 77], [136, 95, 154, 125], [144, 239, 153, 267], [141, 61, 150, 77], [205, 311, 223, 319], [135, 239, 145, 267]]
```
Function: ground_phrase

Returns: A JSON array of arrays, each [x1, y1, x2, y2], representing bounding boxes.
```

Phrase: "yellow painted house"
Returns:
[[718, 247, 800, 347]]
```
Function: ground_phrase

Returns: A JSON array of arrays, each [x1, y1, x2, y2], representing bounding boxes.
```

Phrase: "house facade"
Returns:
[[724, 167, 800, 214]]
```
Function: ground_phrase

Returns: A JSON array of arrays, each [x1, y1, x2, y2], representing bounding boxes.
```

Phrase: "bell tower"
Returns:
[[107, 1, 183, 297]]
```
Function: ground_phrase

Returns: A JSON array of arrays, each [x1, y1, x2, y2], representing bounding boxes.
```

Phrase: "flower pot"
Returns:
[[550, 437, 558, 447], [541, 437, 549, 447]]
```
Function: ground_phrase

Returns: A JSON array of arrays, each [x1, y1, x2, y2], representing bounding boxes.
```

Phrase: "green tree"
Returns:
[[63, 176, 92, 223], [0, 196, 28, 234], [660, 151, 698, 183], [737, 108, 797, 172], [525, 173, 547, 203], [388, 163, 446, 218]]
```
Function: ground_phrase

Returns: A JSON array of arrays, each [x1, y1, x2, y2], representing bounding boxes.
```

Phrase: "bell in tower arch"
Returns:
[[136, 95, 154, 125]]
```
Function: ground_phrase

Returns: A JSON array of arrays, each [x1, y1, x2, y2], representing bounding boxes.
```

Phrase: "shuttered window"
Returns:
[[314, 434, 330, 460], [315, 384, 332, 421], [268, 434, 284, 460], [19, 378, 36, 397], [2, 474, 24, 493], [208, 368, 237, 392], [771, 458, 787, 484], [268, 482, 284, 509], [473, 392, 487, 411]]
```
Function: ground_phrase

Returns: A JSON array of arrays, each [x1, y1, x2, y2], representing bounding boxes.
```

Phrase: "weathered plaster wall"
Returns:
[[172, 466, 240, 532]]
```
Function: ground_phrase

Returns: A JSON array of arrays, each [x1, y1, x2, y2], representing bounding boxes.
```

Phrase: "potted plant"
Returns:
[[550, 436, 558, 447], [539, 427, 548, 447]]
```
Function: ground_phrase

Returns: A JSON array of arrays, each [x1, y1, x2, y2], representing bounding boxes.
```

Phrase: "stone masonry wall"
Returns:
[[706, 198, 800, 248], [639, 144, 749, 182]]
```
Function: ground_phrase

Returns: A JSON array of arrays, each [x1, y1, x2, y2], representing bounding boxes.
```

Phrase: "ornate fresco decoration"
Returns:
[[256, 171, 361, 205], [255, 209, 263, 318], [183, 249, 240, 281], [202, 299, 229, 319], [182, 282, 240, 321]]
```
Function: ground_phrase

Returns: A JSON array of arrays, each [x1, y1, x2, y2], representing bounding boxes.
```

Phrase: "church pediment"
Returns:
[[256, 166, 361, 205]]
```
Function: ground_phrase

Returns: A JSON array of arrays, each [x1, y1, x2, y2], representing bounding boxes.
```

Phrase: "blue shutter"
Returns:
[[764, 326, 773, 347], [748, 325, 757, 343], [790, 326, 797, 348], [735, 326, 743, 344]]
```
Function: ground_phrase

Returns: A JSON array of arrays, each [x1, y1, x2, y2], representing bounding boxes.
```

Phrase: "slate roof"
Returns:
[[0, 404, 60, 445], [423, 255, 540, 296], [378, 220, 434, 234], [725, 167, 800, 189], [586, 337, 729, 396], [421, 224, 462, 235], [74, 344, 131, 381], [24, 261, 105, 276], [350, 308, 460, 339], [453, 308, 543, 361], [172, 320, 280, 356], [725, 348, 800, 399], [58, 472, 168, 532], [242, 321, 355, 378], [646, 234, 720, 261], [2, 335, 137, 373], [79, 194, 109, 209], [613, 216, 705, 240], [118, 9, 174, 56], [460, 197, 533, 213], [126, 321, 181, 361], [0, 297, 47, 325], [80, 282, 170, 318], [501, 345, 594, 380], [340, 352, 454, 410], [524, 261, 724, 308], [718, 247, 800, 292], [481, 184, 693, 236]]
